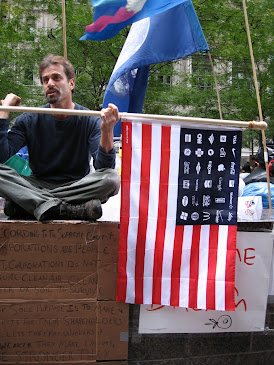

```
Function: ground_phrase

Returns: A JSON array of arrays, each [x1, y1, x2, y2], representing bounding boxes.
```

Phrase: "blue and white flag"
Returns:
[[81, 0, 192, 41], [103, 2, 209, 136]]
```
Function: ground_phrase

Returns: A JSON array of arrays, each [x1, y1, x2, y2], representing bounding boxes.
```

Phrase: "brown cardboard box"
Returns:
[[0, 221, 128, 364]]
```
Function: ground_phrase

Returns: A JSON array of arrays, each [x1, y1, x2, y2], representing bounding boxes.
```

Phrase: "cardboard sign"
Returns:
[[0, 222, 119, 300], [0, 221, 128, 364], [139, 231, 273, 333]]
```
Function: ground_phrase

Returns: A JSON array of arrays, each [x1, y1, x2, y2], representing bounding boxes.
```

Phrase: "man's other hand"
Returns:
[[100, 104, 120, 153], [100, 103, 119, 132], [0, 93, 21, 119], [1, 93, 21, 107]]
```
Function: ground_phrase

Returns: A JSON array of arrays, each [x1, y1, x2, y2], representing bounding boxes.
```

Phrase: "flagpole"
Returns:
[[62, 0, 67, 59], [242, 0, 272, 209], [0, 106, 267, 130], [120, 112, 267, 130]]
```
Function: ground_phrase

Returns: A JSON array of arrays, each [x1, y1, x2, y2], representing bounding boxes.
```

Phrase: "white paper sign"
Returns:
[[139, 231, 273, 333], [237, 196, 263, 221]]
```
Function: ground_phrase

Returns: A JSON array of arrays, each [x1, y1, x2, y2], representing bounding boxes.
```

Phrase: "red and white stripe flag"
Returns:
[[117, 119, 242, 311]]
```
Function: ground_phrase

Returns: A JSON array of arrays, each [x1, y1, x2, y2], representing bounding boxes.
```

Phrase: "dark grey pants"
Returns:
[[0, 164, 120, 220]]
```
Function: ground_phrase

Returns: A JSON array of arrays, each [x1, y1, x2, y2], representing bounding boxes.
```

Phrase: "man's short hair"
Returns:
[[39, 54, 75, 92]]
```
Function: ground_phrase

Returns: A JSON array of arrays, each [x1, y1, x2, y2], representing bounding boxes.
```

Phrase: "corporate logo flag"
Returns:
[[117, 119, 242, 311], [81, 0, 193, 41], [103, 1, 209, 136]]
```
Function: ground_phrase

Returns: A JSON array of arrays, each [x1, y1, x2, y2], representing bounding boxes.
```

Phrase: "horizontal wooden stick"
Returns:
[[0, 105, 267, 130], [121, 112, 267, 130]]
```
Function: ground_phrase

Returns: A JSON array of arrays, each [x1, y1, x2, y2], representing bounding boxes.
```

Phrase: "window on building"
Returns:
[[191, 54, 212, 90], [232, 67, 253, 89], [153, 73, 172, 86], [24, 65, 34, 85], [26, 16, 36, 41]]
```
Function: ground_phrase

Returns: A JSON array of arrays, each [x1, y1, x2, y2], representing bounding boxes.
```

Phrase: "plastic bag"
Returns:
[[244, 143, 274, 185], [238, 178, 245, 197], [16, 146, 29, 161], [4, 155, 32, 176], [242, 181, 274, 209], [254, 144, 274, 166], [243, 165, 274, 185]]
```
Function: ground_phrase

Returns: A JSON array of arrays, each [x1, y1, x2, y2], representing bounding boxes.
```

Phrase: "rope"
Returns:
[[242, 0, 272, 209], [207, 51, 223, 120]]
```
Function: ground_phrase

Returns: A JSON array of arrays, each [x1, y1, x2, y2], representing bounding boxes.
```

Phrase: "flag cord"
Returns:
[[62, 0, 67, 59], [207, 51, 223, 120], [242, 0, 272, 209], [0, 106, 267, 131]]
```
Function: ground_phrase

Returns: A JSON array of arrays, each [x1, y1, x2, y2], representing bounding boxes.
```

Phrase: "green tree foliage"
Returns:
[[0, 0, 126, 114], [0, 0, 273, 148], [144, 0, 274, 147]]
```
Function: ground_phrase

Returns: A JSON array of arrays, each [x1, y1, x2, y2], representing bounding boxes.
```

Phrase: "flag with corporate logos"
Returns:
[[103, 1, 209, 136], [116, 119, 242, 311]]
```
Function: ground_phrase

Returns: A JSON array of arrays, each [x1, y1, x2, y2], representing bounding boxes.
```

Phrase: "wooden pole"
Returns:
[[242, 0, 272, 209], [0, 106, 267, 130], [62, 0, 67, 59]]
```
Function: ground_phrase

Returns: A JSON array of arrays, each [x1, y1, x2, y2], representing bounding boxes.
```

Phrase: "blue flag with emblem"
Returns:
[[81, 0, 194, 41], [103, 1, 209, 136]]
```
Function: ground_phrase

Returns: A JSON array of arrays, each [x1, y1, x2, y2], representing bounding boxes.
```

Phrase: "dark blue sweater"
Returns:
[[0, 103, 116, 183]]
